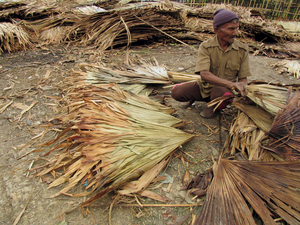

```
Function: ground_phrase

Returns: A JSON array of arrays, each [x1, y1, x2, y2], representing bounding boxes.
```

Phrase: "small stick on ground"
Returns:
[[13, 190, 34, 225]]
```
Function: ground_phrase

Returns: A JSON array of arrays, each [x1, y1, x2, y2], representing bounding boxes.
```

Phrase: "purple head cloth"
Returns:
[[213, 9, 239, 28]]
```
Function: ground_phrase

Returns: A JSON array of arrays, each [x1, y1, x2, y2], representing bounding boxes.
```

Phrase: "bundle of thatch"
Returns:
[[0, 22, 32, 52], [70, 56, 199, 85], [0, 0, 297, 55], [191, 85, 300, 225], [72, 7, 185, 50], [0, 1, 27, 19], [30, 82, 193, 205], [194, 159, 300, 225], [223, 101, 274, 161]]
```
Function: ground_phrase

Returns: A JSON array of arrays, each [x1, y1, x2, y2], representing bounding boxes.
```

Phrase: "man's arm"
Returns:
[[200, 70, 247, 97]]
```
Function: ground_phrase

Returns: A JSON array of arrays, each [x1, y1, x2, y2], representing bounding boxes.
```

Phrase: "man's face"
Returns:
[[214, 20, 239, 45]]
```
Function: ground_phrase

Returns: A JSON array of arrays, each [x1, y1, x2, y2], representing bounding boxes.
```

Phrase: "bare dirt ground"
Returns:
[[0, 43, 299, 225]]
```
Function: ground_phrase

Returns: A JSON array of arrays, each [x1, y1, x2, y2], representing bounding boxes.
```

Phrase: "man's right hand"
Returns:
[[229, 82, 247, 97]]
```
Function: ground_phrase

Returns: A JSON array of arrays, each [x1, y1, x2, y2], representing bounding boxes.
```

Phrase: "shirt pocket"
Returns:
[[210, 63, 219, 76], [225, 61, 240, 81]]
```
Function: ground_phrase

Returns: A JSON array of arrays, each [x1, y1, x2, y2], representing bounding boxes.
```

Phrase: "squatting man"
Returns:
[[171, 8, 252, 118]]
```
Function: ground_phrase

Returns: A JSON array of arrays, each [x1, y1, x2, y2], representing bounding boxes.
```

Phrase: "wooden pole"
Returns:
[[249, 0, 252, 7], [241, 0, 244, 7], [253, 0, 256, 8]]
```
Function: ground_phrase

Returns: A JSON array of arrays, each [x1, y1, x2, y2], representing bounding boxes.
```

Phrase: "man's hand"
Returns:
[[229, 82, 247, 97]]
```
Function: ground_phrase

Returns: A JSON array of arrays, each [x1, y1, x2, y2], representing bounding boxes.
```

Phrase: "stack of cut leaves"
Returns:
[[223, 101, 274, 161], [71, 56, 200, 85], [191, 85, 300, 224], [30, 83, 193, 206], [202, 83, 290, 161]]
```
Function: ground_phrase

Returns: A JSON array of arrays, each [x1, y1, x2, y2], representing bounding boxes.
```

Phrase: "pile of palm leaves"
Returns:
[[191, 84, 300, 224], [71, 56, 200, 85], [194, 159, 300, 225], [30, 83, 193, 206], [0, 0, 297, 57]]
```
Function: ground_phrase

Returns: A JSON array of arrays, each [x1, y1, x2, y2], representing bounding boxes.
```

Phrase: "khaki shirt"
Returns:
[[195, 35, 252, 98]]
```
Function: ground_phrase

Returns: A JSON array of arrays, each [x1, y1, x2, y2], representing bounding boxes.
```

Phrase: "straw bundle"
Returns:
[[208, 84, 290, 117], [72, 57, 200, 85], [0, 22, 32, 52], [76, 57, 170, 84], [246, 84, 289, 116], [72, 7, 184, 50], [194, 159, 300, 225], [31, 83, 193, 205]]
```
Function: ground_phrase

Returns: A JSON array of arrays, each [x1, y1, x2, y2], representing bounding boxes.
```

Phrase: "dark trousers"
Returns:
[[171, 81, 232, 109]]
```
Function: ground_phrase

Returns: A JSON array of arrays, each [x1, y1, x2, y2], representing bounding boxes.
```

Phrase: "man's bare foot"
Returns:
[[180, 100, 194, 109], [200, 106, 218, 119]]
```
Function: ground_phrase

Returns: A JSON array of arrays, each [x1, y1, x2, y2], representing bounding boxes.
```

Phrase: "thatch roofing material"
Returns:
[[266, 90, 300, 160], [0, 1, 297, 55], [71, 57, 200, 85], [194, 159, 300, 225], [0, 22, 32, 52], [31, 83, 193, 205]]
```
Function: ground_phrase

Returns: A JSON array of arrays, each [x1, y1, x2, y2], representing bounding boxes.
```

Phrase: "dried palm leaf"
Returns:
[[31, 83, 193, 206], [40, 26, 73, 44], [27, 14, 81, 33], [73, 5, 106, 15], [246, 84, 289, 116], [224, 111, 271, 161], [271, 59, 300, 79], [194, 158, 300, 225], [232, 100, 274, 132], [0, 22, 32, 52], [72, 57, 199, 85], [266, 90, 300, 160]]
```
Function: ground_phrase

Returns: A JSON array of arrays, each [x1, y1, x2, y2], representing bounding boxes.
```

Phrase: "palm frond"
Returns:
[[266, 90, 300, 160], [194, 159, 300, 225], [71, 57, 199, 85], [232, 100, 274, 132], [31, 83, 193, 206], [0, 22, 32, 52]]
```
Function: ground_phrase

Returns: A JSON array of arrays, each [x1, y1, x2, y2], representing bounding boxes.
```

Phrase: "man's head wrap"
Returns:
[[213, 9, 239, 28]]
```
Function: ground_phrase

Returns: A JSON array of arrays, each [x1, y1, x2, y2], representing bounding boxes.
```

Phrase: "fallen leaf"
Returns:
[[12, 102, 28, 110]]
